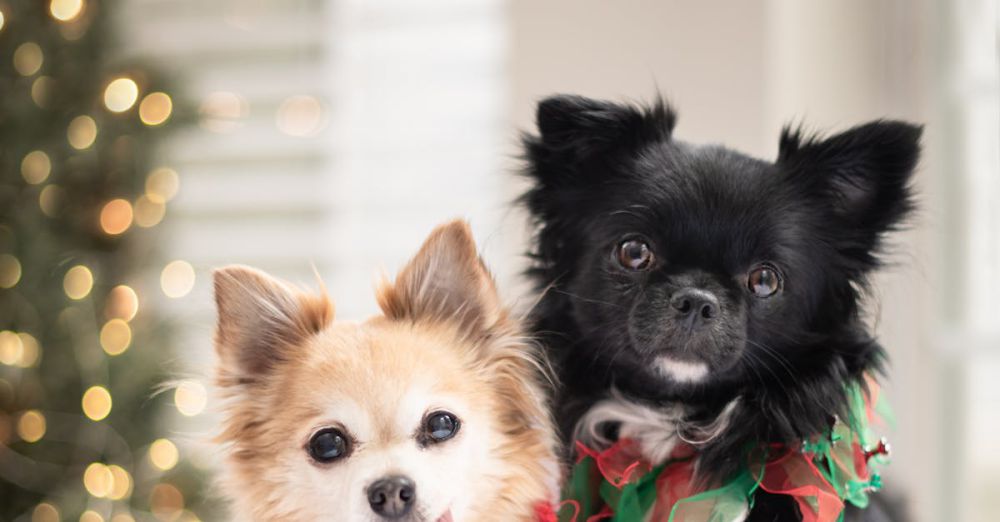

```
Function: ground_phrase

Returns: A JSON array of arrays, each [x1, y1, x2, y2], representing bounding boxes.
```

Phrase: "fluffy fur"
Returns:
[[213, 221, 560, 521], [521, 94, 920, 521]]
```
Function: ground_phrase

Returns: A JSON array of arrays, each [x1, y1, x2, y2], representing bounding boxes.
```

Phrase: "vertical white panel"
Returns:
[[325, 0, 511, 319]]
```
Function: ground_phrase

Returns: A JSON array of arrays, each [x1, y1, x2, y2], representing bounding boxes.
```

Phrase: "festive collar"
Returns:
[[537, 374, 892, 522]]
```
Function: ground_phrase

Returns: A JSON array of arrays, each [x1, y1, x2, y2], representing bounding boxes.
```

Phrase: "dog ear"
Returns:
[[213, 266, 333, 377], [524, 94, 677, 187], [778, 120, 921, 268], [377, 220, 502, 335]]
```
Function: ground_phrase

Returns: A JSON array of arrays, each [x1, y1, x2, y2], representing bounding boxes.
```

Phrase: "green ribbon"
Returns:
[[561, 378, 891, 521]]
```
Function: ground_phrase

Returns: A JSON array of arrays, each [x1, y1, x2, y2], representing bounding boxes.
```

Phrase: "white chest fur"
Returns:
[[572, 391, 741, 466]]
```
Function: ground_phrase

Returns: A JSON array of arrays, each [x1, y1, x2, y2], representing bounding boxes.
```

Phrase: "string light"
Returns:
[[149, 439, 179, 471], [199, 91, 247, 133], [173, 380, 206, 416], [104, 78, 139, 113], [107, 465, 133, 500], [17, 410, 46, 443], [32, 503, 60, 522], [39, 185, 64, 217], [83, 462, 113, 497], [50, 0, 85, 22], [161, 260, 195, 298], [100, 198, 133, 235], [150, 483, 184, 521], [0, 331, 20, 365], [21, 150, 52, 184], [31, 76, 53, 108], [134, 196, 166, 228], [139, 92, 173, 126], [100, 319, 131, 356], [146, 167, 179, 203], [80, 511, 104, 522], [63, 265, 94, 300], [82, 385, 112, 421], [105, 285, 139, 321], [0, 254, 21, 288], [17, 333, 40, 367], [68, 115, 98, 150], [276, 95, 325, 137], [13, 42, 44, 76]]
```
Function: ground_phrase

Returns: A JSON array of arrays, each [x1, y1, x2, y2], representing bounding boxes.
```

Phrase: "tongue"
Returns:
[[436, 510, 454, 522]]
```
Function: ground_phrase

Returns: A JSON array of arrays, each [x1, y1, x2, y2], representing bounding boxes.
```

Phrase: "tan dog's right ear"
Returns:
[[213, 266, 333, 378], [377, 220, 502, 335]]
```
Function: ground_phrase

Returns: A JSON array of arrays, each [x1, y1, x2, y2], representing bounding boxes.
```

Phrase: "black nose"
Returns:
[[670, 288, 720, 329], [367, 475, 416, 519]]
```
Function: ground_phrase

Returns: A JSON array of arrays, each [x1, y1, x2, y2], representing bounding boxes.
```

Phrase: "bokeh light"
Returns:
[[39, 185, 64, 217], [107, 465, 132, 500], [0, 254, 21, 288], [21, 150, 52, 184], [17, 410, 46, 443], [100, 319, 131, 356], [17, 332, 40, 367], [139, 92, 173, 126], [199, 91, 248, 133], [161, 260, 195, 298], [82, 385, 112, 421], [0, 331, 21, 365], [104, 78, 139, 112], [146, 167, 179, 203], [0, 10, 5, 33], [83, 462, 113, 497], [149, 438, 179, 471], [13, 42, 44, 76], [68, 115, 98, 150], [276, 95, 326, 137], [134, 195, 166, 227], [174, 380, 206, 416], [100, 198, 133, 235], [50, 0, 85, 22], [31, 76, 53, 107], [150, 483, 184, 521], [105, 285, 139, 321], [63, 265, 94, 300], [80, 511, 103, 522], [32, 503, 60, 522]]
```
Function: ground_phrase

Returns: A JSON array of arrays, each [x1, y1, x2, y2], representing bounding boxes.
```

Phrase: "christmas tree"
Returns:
[[0, 0, 209, 520]]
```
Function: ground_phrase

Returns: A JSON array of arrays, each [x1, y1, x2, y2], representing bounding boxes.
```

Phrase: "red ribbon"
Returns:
[[756, 449, 844, 522], [574, 439, 651, 489]]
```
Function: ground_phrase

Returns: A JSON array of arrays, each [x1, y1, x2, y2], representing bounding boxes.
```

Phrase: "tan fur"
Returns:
[[213, 220, 560, 521]]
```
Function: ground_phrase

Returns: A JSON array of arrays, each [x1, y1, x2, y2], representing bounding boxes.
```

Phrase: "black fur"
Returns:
[[520, 94, 920, 520]]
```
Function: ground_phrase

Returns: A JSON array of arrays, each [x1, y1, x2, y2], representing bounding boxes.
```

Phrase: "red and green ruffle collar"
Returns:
[[536, 375, 892, 522]]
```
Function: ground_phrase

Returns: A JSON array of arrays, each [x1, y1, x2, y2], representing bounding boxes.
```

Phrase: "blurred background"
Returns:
[[0, 0, 996, 520]]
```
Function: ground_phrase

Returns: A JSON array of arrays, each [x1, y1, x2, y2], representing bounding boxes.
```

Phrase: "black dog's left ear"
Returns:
[[524, 94, 677, 187], [778, 120, 922, 246]]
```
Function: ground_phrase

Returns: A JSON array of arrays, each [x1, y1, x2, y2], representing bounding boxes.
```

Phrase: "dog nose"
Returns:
[[368, 475, 416, 519], [670, 288, 719, 328]]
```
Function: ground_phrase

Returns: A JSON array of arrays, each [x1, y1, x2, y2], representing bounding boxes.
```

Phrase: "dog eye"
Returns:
[[615, 239, 654, 271], [747, 265, 782, 298], [307, 428, 350, 463], [423, 411, 460, 443]]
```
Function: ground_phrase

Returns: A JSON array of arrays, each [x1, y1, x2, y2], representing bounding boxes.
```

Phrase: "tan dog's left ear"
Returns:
[[377, 220, 502, 334]]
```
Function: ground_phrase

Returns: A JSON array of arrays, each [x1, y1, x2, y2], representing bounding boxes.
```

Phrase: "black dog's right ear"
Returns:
[[524, 94, 677, 186]]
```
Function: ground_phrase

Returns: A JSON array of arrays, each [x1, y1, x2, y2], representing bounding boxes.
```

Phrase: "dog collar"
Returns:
[[543, 375, 891, 522]]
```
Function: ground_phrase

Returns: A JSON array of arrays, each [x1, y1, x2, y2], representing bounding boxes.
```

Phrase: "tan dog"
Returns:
[[212, 220, 560, 521]]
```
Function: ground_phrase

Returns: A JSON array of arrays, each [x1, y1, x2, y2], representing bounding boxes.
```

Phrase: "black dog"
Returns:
[[521, 94, 920, 521]]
